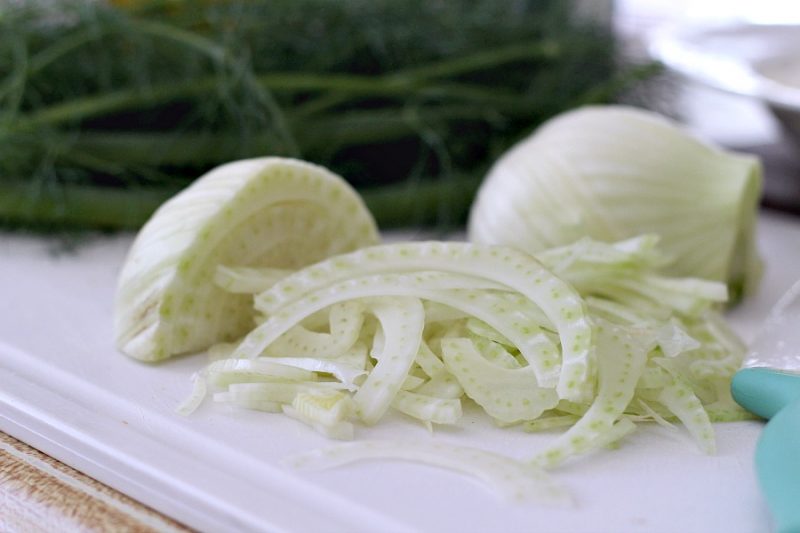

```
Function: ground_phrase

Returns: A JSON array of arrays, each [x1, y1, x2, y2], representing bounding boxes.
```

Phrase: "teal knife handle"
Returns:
[[732, 368, 800, 533]]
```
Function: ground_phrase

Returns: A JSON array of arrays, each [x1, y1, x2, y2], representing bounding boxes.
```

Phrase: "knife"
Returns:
[[732, 280, 800, 533]]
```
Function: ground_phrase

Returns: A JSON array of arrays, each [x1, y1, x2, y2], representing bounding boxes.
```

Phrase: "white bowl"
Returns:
[[649, 24, 800, 145]]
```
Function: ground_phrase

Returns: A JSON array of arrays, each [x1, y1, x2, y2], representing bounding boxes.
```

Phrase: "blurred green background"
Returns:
[[0, 0, 653, 231]]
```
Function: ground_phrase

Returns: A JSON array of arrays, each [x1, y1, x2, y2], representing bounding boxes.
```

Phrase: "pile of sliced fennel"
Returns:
[[113, 155, 753, 503], [178, 233, 752, 501]]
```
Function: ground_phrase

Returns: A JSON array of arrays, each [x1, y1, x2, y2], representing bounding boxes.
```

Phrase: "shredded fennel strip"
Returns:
[[465, 318, 516, 350], [533, 321, 648, 467], [522, 414, 580, 432], [635, 399, 678, 431], [204, 358, 316, 387], [391, 391, 462, 425], [400, 374, 427, 391], [352, 297, 425, 424], [247, 356, 366, 390], [656, 373, 716, 454], [414, 339, 447, 378], [283, 390, 355, 440], [423, 301, 470, 323], [264, 301, 365, 358], [441, 337, 558, 423], [214, 265, 292, 294], [176, 374, 208, 416], [469, 335, 523, 369], [285, 440, 572, 505], [414, 372, 464, 400]]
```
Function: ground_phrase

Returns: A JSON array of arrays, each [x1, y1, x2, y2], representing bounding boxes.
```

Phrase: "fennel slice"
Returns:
[[284, 440, 572, 505], [114, 157, 379, 361]]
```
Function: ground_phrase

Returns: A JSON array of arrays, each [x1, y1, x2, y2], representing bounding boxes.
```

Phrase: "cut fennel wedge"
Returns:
[[114, 157, 378, 361], [468, 105, 763, 299]]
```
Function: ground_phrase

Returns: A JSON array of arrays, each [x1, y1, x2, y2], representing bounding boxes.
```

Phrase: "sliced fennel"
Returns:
[[468, 105, 763, 298], [391, 391, 462, 425], [441, 337, 558, 423], [114, 157, 379, 361], [114, 152, 755, 505], [351, 297, 425, 424], [283, 390, 355, 440], [284, 440, 571, 505], [213, 265, 292, 294], [533, 320, 650, 467], [247, 241, 594, 402], [179, 236, 748, 477]]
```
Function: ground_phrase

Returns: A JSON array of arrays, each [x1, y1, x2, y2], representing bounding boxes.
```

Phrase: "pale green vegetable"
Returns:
[[468, 105, 763, 299], [283, 390, 355, 440], [177, 236, 748, 490], [352, 297, 425, 424], [214, 382, 347, 411], [442, 337, 558, 423], [264, 301, 365, 359], [522, 414, 580, 432], [213, 265, 292, 294], [114, 157, 379, 361], [654, 368, 716, 454], [470, 335, 522, 369], [391, 391, 462, 425], [414, 339, 447, 378], [108, 150, 756, 503], [400, 375, 427, 391], [176, 374, 208, 416], [254, 356, 366, 390], [413, 372, 463, 400], [532, 320, 650, 467], [285, 440, 571, 505]]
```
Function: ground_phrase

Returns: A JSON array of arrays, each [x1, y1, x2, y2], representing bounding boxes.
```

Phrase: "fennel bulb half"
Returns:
[[468, 105, 763, 299], [114, 157, 379, 361]]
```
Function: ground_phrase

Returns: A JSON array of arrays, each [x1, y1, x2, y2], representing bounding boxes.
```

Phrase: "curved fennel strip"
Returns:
[[414, 371, 463, 400], [655, 370, 716, 454], [532, 321, 649, 467], [214, 265, 292, 294], [468, 105, 763, 296], [114, 157, 379, 361], [285, 440, 571, 505], [414, 339, 447, 378], [470, 335, 522, 369], [352, 297, 425, 424], [256, 355, 367, 390], [204, 358, 316, 387], [264, 301, 365, 358], [391, 391, 462, 425], [441, 337, 558, 423], [283, 390, 355, 440], [214, 382, 348, 411], [251, 242, 593, 401]]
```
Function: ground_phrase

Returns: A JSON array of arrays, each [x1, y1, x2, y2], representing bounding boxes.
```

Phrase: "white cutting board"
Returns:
[[1, 210, 799, 533]]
